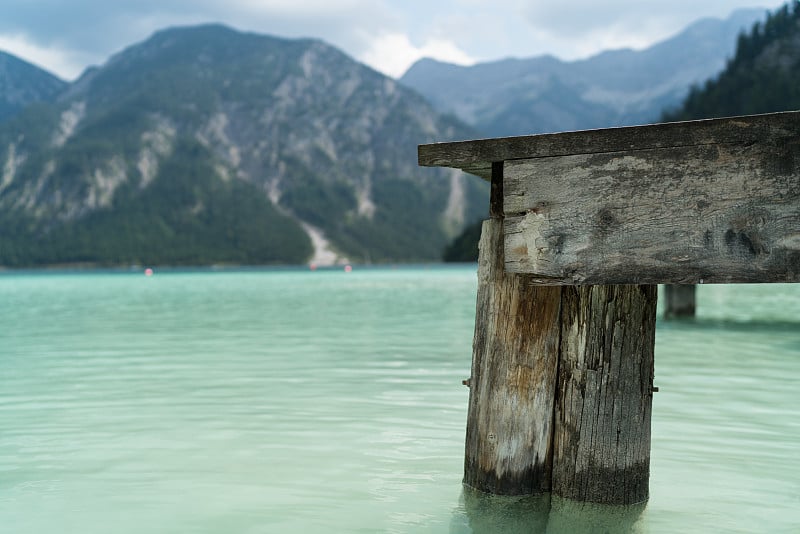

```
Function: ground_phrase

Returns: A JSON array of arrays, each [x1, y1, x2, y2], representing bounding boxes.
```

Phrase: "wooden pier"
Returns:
[[419, 111, 800, 505], [664, 285, 696, 318]]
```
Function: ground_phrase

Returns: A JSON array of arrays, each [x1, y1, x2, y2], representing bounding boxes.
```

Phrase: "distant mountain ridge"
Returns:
[[0, 24, 486, 267], [401, 8, 768, 137], [0, 52, 66, 121], [437, 6, 783, 263]]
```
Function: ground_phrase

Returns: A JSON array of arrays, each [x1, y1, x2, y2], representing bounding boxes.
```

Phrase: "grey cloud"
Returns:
[[0, 0, 786, 80], [522, 0, 777, 39], [0, 0, 398, 71]]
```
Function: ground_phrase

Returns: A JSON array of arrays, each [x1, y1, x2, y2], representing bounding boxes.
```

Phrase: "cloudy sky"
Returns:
[[0, 0, 787, 81]]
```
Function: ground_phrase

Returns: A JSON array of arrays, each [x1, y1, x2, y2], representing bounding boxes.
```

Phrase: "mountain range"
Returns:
[[401, 8, 768, 137], [665, 0, 800, 121], [0, 7, 779, 268], [441, 2, 800, 262], [0, 25, 486, 267]]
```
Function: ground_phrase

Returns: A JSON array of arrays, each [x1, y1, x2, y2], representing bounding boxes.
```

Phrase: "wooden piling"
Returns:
[[464, 217, 562, 495], [664, 285, 696, 318], [467, 223, 658, 502], [552, 285, 657, 504]]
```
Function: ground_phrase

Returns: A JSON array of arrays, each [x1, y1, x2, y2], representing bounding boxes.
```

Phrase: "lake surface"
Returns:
[[1, 266, 798, 533]]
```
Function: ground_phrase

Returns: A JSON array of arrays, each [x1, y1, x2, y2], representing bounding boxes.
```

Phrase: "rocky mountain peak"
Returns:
[[0, 25, 486, 267], [0, 51, 67, 121]]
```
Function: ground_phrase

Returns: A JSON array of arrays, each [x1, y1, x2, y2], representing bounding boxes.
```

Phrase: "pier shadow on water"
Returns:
[[450, 487, 647, 534]]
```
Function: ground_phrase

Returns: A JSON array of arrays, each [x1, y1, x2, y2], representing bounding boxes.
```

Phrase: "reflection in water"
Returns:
[[546, 496, 646, 534], [453, 487, 646, 534], [452, 487, 550, 533]]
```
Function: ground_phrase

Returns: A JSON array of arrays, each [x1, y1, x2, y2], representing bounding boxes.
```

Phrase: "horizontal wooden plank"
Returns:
[[418, 111, 800, 181], [503, 137, 800, 284]]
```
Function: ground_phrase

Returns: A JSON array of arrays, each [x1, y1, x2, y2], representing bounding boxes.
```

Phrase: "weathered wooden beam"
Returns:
[[552, 285, 657, 505], [418, 111, 800, 180], [503, 136, 800, 284], [664, 285, 697, 318], [464, 217, 562, 495]]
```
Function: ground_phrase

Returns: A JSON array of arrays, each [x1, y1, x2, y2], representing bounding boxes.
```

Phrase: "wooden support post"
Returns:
[[664, 285, 696, 318], [465, 217, 562, 494], [464, 164, 563, 495], [466, 167, 658, 503], [467, 229, 658, 502], [553, 285, 657, 505]]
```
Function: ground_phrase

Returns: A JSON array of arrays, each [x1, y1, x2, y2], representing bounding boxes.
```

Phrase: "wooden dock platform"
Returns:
[[419, 111, 800, 504]]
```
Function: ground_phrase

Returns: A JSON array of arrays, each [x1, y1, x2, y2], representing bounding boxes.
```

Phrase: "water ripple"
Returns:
[[0, 271, 798, 532]]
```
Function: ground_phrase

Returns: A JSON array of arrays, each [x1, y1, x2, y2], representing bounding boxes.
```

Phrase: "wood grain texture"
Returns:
[[464, 218, 563, 495], [552, 285, 657, 505], [418, 111, 800, 181], [503, 138, 800, 284]]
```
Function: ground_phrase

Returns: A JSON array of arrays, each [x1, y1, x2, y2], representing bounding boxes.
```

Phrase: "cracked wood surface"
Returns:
[[503, 135, 800, 284], [552, 285, 657, 505]]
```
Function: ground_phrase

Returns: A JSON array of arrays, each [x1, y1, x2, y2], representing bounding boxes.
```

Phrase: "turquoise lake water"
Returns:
[[0, 266, 798, 533]]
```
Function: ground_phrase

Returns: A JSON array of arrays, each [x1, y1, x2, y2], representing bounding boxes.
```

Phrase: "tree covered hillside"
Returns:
[[664, 1, 800, 121]]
